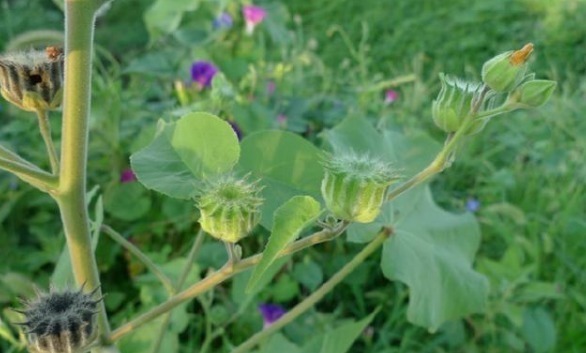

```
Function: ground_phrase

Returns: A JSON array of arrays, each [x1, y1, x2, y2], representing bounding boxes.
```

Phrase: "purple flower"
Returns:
[[258, 303, 286, 328], [213, 12, 233, 29], [384, 89, 399, 104], [242, 5, 267, 35], [466, 198, 480, 212], [120, 168, 137, 183], [191, 61, 218, 88]]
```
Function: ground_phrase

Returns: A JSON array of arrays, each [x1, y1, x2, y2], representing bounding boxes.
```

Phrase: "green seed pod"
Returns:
[[321, 152, 400, 223], [481, 43, 533, 93], [16, 285, 100, 353], [197, 175, 263, 243], [0, 47, 64, 112], [432, 73, 483, 133]]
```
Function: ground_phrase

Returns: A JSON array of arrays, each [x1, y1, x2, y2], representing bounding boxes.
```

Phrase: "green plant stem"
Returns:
[[101, 224, 175, 294], [150, 229, 205, 353], [231, 229, 391, 353], [36, 110, 60, 174], [108, 221, 349, 342], [56, 2, 116, 352]]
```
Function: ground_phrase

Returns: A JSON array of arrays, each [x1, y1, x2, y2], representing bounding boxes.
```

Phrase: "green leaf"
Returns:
[[131, 113, 240, 199], [256, 333, 302, 353], [321, 116, 439, 176], [380, 186, 489, 332], [103, 183, 151, 221], [318, 310, 377, 353], [237, 131, 324, 229], [170, 112, 240, 178], [144, 0, 199, 42], [522, 307, 556, 353], [247, 196, 321, 293], [131, 121, 199, 199]]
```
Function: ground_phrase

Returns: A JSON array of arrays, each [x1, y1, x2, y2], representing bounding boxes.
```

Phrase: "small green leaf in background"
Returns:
[[318, 311, 377, 353], [131, 113, 240, 199], [522, 306, 556, 353], [380, 186, 489, 332], [170, 112, 240, 178], [247, 196, 321, 293], [103, 183, 151, 221], [237, 131, 324, 229], [144, 0, 199, 42], [292, 258, 324, 291], [255, 333, 302, 353]]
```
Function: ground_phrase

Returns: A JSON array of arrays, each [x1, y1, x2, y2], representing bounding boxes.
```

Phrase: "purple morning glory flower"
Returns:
[[384, 89, 399, 104], [191, 61, 218, 88], [120, 168, 137, 183], [258, 303, 286, 328], [242, 5, 267, 34], [466, 198, 481, 212], [213, 12, 233, 29]]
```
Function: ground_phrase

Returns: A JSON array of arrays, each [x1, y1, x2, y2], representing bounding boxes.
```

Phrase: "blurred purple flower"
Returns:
[[120, 168, 137, 183], [466, 198, 480, 212], [258, 303, 286, 328], [277, 114, 287, 127], [242, 5, 267, 34], [266, 81, 276, 96], [213, 12, 233, 29], [384, 89, 399, 104], [191, 61, 218, 88]]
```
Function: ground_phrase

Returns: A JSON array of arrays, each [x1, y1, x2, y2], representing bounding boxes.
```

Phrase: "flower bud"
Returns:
[[0, 47, 64, 112], [16, 286, 100, 353], [432, 73, 482, 133], [509, 79, 556, 108], [321, 153, 400, 223], [481, 43, 533, 92], [197, 175, 263, 243]]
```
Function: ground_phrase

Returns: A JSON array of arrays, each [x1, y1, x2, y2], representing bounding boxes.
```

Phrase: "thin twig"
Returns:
[[100, 224, 175, 294], [36, 110, 60, 174]]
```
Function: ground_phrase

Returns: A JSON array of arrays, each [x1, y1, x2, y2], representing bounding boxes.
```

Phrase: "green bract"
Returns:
[[432, 73, 483, 133], [510, 79, 557, 108], [321, 152, 400, 223], [481, 43, 533, 93], [197, 175, 263, 243]]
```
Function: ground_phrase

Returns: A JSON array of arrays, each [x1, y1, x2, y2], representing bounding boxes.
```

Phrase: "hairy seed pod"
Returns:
[[0, 46, 64, 112], [321, 152, 400, 223], [197, 175, 263, 243], [16, 285, 100, 353]]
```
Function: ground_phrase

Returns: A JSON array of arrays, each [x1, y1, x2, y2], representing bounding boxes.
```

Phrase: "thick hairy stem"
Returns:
[[57, 2, 117, 352]]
